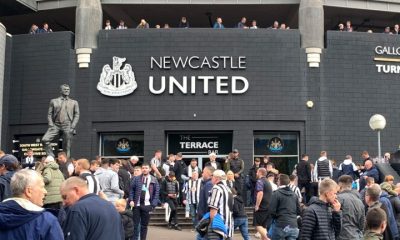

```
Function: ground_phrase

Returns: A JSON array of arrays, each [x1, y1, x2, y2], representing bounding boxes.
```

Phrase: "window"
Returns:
[[100, 133, 144, 160]]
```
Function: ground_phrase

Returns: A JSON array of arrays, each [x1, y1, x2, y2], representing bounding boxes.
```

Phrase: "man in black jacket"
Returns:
[[232, 188, 250, 240], [161, 171, 182, 230], [22, 149, 37, 169], [270, 174, 301, 240], [61, 177, 124, 240], [300, 178, 342, 240], [248, 158, 261, 206], [296, 154, 311, 204], [173, 152, 187, 205]]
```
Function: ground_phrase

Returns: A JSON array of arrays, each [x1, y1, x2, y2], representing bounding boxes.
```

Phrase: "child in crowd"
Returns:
[[115, 199, 134, 240]]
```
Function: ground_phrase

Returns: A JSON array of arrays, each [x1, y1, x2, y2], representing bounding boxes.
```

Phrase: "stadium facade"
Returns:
[[1, 0, 400, 173]]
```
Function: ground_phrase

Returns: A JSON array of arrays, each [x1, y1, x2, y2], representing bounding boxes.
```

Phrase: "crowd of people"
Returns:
[[27, 18, 400, 35], [0, 148, 398, 240], [28, 22, 53, 34], [102, 17, 290, 30], [338, 20, 400, 34]]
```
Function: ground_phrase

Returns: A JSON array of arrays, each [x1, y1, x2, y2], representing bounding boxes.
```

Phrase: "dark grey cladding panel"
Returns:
[[92, 29, 305, 123], [7, 32, 75, 126], [307, 31, 400, 162]]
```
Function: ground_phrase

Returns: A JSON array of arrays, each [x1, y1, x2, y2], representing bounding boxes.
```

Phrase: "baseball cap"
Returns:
[[233, 149, 239, 153], [0, 154, 19, 169]]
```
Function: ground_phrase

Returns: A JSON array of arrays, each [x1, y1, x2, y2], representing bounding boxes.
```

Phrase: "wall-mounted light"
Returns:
[[306, 100, 314, 109]]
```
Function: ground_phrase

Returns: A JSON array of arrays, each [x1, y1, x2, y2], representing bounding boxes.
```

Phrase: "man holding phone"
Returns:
[[300, 178, 342, 239]]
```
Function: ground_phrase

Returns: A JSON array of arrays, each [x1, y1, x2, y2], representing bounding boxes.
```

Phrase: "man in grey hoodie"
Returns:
[[337, 175, 365, 240], [94, 158, 124, 203]]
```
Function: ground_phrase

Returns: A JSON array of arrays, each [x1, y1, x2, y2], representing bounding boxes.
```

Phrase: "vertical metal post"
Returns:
[[378, 130, 382, 160], [0, 23, 7, 149]]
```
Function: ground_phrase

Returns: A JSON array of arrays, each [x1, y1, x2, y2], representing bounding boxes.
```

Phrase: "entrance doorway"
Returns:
[[167, 132, 233, 169], [254, 132, 299, 175]]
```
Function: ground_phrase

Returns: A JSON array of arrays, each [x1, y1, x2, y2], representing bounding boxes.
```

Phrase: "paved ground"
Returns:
[[147, 226, 254, 239], [147, 226, 195, 239]]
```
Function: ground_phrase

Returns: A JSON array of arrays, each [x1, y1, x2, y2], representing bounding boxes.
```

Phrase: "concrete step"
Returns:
[[149, 206, 256, 233]]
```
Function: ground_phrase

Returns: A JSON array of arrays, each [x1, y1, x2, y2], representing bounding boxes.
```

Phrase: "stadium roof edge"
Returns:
[[27, 0, 400, 12], [17, 0, 38, 11]]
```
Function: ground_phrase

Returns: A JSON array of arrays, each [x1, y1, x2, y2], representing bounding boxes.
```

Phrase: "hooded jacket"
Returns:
[[95, 167, 124, 203], [337, 189, 365, 240], [379, 191, 399, 238], [42, 161, 65, 204], [0, 198, 64, 239], [248, 164, 260, 185], [120, 210, 134, 239], [338, 159, 358, 180], [0, 171, 15, 202], [364, 230, 383, 240], [269, 186, 300, 228], [232, 194, 247, 218], [300, 198, 342, 240]]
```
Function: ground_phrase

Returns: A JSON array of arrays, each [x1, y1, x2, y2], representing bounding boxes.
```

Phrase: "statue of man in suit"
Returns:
[[42, 84, 80, 158]]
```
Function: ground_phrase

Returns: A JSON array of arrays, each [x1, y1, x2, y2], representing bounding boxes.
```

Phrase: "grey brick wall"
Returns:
[[4, 29, 400, 169], [308, 31, 400, 163]]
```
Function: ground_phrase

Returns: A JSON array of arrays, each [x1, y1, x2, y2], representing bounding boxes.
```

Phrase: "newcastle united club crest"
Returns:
[[268, 137, 284, 153], [97, 57, 137, 97], [116, 138, 131, 153]]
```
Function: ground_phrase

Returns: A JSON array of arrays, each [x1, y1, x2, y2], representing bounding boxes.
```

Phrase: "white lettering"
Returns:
[[239, 56, 246, 69], [180, 141, 219, 149], [376, 64, 384, 73], [150, 57, 162, 69], [198, 76, 214, 94], [201, 57, 212, 69], [190, 76, 196, 94], [149, 76, 165, 94], [216, 76, 229, 94], [163, 56, 171, 69], [169, 76, 187, 94], [211, 56, 220, 69], [173, 57, 188, 69], [375, 46, 383, 55], [232, 76, 249, 94], [188, 56, 200, 69]]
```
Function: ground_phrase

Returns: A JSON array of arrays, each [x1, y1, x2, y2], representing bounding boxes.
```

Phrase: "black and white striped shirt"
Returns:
[[207, 181, 233, 238], [289, 183, 302, 203], [80, 172, 100, 195], [183, 179, 201, 204]]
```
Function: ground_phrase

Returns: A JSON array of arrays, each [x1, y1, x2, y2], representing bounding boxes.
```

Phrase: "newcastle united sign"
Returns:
[[98, 56, 249, 97]]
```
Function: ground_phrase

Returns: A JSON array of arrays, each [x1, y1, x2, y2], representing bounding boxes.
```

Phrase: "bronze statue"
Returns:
[[42, 84, 80, 158]]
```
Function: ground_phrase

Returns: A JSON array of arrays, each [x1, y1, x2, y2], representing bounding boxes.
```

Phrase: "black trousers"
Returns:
[[166, 197, 178, 225], [298, 181, 311, 204], [133, 205, 152, 240]]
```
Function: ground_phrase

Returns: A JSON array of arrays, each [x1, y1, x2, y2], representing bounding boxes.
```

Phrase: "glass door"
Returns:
[[253, 132, 299, 175]]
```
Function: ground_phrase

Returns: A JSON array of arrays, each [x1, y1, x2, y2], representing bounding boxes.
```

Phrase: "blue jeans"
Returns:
[[196, 233, 204, 240], [234, 217, 250, 240], [190, 204, 198, 228], [271, 225, 299, 240]]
